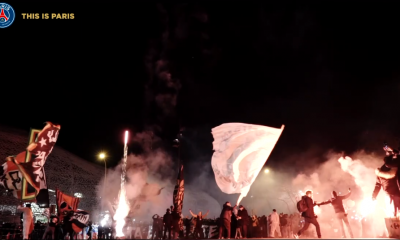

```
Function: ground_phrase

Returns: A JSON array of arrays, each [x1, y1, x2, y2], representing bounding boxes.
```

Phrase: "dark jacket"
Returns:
[[152, 215, 159, 227], [171, 210, 181, 226], [372, 164, 400, 199], [237, 208, 249, 226], [319, 191, 351, 213], [301, 195, 317, 218], [380, 157, 400, 190], [163, 212, 172, 226], [280, 215, 287, 226], [49, 216, 58, 227], [220, 204, 237, 221]]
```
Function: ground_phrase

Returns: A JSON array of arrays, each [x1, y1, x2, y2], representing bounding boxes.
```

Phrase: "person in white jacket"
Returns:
[[269, 209, 281, 237], [18, 203, 34, 240]]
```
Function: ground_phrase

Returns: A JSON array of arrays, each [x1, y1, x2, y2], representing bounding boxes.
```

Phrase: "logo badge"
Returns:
[[0, 3, 15, 28]]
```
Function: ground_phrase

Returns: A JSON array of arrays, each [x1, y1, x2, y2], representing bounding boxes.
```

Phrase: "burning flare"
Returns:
[[101, 214, 109, 227], [358, 198, 377, 217], [113, 130, 130, 238], [114, 188, 130, 237]]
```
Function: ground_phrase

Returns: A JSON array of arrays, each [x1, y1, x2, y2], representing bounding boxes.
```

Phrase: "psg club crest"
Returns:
[[0, 3, 15, 28]]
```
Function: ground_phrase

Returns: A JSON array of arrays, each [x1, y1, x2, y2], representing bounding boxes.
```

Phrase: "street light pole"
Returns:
[[99, 153, 107, 186], [99, 152, 107, 215], [104, 159, 107, 188]]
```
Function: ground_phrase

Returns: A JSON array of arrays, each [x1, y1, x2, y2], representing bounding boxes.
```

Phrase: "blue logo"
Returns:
[[0, 3, 15, 28]]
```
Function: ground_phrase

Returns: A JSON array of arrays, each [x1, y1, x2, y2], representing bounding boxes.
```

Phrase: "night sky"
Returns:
[[2, 1, 400, 176]]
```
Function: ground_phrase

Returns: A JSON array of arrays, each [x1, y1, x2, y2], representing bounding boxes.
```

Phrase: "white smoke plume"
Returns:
[[272, 151, 389, 238], [96, 131, 222, 225], [223, 149, 393, 238], [95, 126, 394, 238]]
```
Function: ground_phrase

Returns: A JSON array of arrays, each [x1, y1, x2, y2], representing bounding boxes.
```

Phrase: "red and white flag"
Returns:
[[11, 122, 60, 193]]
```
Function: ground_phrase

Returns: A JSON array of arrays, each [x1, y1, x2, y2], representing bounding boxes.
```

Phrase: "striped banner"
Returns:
[[21, 128, 41, 201]]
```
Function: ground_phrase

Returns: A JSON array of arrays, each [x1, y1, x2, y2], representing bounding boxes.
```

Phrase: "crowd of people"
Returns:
[[149, 204, 309, 239], [3, 144, 400, 239], [0, 206, 112, 240]]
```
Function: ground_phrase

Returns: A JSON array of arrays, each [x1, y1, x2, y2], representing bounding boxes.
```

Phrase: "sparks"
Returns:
[[113, 130, 130, 238], [358, 198, 376, 217], [124, 130, 128, 146]]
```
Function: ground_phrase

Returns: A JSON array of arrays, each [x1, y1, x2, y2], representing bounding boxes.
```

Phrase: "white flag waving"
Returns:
[[211, 123, 284, 205]]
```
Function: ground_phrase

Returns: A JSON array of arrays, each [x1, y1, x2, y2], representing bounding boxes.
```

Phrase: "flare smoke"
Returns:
[[96, 131, 222, 223]]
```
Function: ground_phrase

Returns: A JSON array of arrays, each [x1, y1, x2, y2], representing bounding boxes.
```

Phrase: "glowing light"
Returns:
[[101, 214, 109, 227], [264, 169, 269, 173], [113, 130, 130, 238], [124, 131, 129, 145], [384, 194, 395, 217], [359, 198, 377, 217], [347, 200, 355, 208], [74, 193, 83, 198], [114, 188, 129, 237], [314, 205, 321, 214], [99, 153, 106, 159]]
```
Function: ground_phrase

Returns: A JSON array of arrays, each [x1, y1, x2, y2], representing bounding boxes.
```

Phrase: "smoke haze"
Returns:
[[96, 131, 222, 224]]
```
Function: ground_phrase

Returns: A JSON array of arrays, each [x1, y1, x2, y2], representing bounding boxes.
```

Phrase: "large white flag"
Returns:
[[211, 123, 284, 205]]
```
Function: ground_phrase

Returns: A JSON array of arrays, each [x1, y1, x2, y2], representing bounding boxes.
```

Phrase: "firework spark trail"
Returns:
[[114, 131, 130, 238]]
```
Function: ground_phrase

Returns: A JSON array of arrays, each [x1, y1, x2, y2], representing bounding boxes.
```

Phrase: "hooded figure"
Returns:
[[318, 188, 353, 238], [18, 204, 34, 240]]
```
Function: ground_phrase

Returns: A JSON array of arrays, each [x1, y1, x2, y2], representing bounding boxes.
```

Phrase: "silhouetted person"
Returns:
[[189, 209, 209, 239], [163, 209, 172, 240], [237, 205, 249, 238], [98, 225, 103, 239], [374, 156, 400, 217], [42, 216, 58, 239], [62, 211, 75, 240], [294, 190, 321, 239], [170, 206, 181, 239], [318, 188, 353, 238], [152, 214, 162, 240], [280, 214, 289, 238], [184, 217, 192, 238], [218, 201, 237, 239], [87, 222, 93, 240]]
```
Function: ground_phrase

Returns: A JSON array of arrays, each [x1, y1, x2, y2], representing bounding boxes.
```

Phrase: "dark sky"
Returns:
[[2, 1, 400, 175]]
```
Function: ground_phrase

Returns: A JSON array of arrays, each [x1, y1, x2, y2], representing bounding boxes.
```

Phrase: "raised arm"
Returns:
[[341, 189, 351, 199], [189, 210, 197, 218], [317, 199, 332, 206], [203, 210, 210, 218]]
